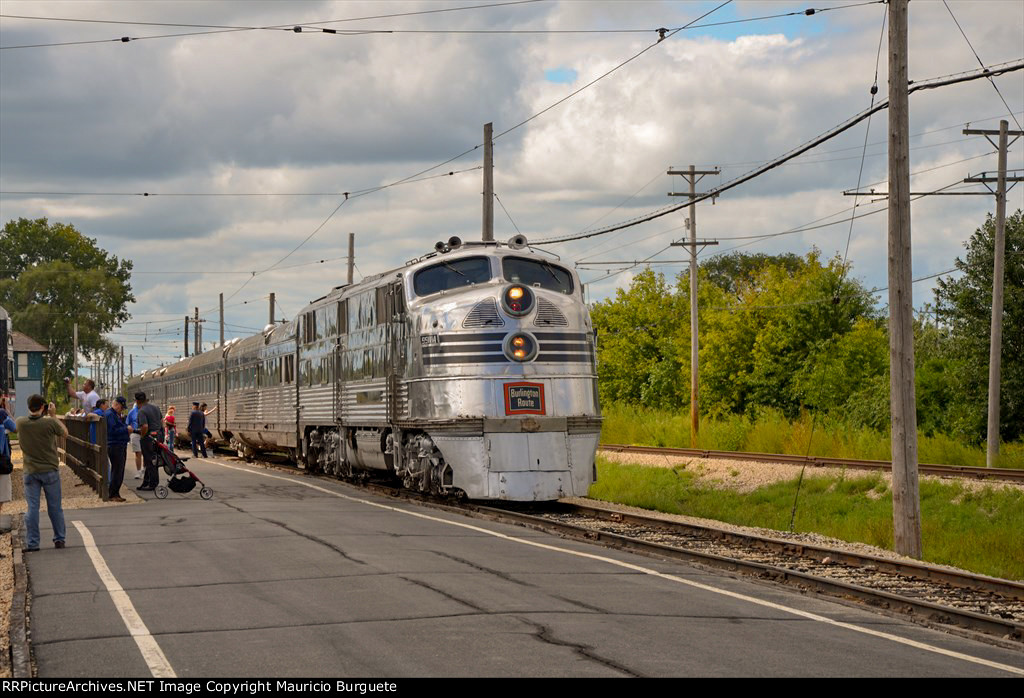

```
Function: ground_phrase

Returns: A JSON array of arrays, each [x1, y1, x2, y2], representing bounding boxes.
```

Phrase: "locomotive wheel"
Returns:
[[199, 487, 213, 500]]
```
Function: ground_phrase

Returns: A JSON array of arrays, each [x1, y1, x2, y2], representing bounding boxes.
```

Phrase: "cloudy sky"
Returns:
[[1, 0, 1022, 373]]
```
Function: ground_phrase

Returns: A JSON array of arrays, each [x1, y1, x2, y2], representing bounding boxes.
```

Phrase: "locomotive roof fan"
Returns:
[[508, 234, 528, 250]]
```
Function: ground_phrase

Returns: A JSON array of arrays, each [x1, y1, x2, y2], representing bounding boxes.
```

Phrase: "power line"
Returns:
[[0, 164, 483, 198], [941, 0, 1023, 132], [537, 59, 1024, 246]]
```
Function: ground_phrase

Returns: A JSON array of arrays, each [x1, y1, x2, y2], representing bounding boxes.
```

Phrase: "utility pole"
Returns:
[[129, 353, 133, 377], [219, 293, 225, 347], [269, 292, 276, 326], [668, 165, 720, 448], [347, 233, 355, 285], [887, 0, 921, 559], [482, 122, 494, 242], [184, 316, 190, 358], [963, 119, 1024, 467], [194, 307, 200, 355], [120, 346, 124, 392]]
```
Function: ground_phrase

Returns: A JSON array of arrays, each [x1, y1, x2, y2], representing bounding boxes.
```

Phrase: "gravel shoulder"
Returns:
[[588, 449, 1024, 577], [1, 445, 139, 678]]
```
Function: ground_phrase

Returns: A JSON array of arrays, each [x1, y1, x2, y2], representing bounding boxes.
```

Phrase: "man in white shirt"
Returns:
[[66, 378, 100, 412]]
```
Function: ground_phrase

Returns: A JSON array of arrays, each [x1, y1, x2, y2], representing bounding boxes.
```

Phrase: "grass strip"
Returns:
[[588, 458, 1024, 581], [600, 403, 1024, 469]]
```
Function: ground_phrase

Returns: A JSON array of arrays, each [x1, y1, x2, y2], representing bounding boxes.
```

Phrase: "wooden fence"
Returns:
[[58, 414, 109, 501]]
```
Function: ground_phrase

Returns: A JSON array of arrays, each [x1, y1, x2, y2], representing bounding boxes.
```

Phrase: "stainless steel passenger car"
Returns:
[[126, 237, 601, 500]]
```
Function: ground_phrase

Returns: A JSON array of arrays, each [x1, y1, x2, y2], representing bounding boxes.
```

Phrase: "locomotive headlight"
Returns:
[[503, 332, 538, 362], [501, 284, 534, 316]]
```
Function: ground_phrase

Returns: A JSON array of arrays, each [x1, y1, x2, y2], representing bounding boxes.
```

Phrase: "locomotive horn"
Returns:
[[434, 240, 449, 253], [507, 234, 528, 250], [447, 236, 463, 249]]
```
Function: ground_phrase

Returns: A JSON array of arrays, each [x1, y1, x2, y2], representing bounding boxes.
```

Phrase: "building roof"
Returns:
[[12, 331, 48, 353]]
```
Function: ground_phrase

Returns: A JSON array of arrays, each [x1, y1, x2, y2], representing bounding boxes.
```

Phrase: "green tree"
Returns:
[[591, 269, 687, 408], [934, 210, 1024, 443], [702, 251, 803, 296], [0, 218, 134, 399], [700, 250, 878, 417]]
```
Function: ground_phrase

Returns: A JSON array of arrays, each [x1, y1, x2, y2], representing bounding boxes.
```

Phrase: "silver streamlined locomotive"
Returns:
[[125, 236, 601, 501]]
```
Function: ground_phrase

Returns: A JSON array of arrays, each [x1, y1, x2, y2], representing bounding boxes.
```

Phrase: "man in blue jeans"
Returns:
[[16, 394, 68, 551]]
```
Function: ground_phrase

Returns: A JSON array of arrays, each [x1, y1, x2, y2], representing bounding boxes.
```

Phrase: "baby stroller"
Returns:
[[152, 439, 213, 500]]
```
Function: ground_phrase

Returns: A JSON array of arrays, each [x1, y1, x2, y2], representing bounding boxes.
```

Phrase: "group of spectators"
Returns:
[[0, 378, 221, 554]]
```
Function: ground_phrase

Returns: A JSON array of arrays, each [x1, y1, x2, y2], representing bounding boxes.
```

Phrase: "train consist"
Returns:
[[125, 236, 601, 501], [0, 305, 13, 403]]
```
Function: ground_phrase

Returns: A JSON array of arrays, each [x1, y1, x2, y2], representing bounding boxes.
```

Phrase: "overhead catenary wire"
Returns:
[[0, 1, 882, 49], [0, 0, 544, 49]]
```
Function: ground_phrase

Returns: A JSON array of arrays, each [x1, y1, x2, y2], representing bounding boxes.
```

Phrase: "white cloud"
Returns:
[[1, 0, 1021, 372]]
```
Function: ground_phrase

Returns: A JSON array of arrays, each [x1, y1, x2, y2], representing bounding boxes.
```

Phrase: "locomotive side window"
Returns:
[[413, 256, 491, 296], [502, 257, 574, 294]]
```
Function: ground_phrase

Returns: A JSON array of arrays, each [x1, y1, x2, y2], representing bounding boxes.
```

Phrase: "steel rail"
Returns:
[[600, 443, 1024, 483], [466, 501, 1024, 644]]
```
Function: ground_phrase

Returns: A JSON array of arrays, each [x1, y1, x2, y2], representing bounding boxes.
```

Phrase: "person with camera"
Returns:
[[17, 394, 68, 551], [65, 377, 99, 413]]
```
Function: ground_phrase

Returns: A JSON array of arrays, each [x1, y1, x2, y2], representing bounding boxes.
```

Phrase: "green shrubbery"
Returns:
[[591, 211, 1024, 452]]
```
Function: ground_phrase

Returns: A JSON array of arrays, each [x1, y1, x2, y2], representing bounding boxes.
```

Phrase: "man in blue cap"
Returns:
[[104, 397, 131, 502]]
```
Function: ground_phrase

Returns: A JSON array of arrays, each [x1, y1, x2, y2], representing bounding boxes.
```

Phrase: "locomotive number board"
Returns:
[[504, 382, 545, 415]]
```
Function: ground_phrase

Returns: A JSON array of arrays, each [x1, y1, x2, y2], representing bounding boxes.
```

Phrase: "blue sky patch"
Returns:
[[544, 67, 578, 84]]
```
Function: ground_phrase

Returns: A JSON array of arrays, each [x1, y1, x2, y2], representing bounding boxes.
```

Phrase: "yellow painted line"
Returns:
[[201, 458, 1024, 676], [71, 521, 177, 678]]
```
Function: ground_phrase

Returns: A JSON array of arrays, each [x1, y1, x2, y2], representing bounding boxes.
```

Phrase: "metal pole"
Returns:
[[129, 353, 133, 377], [194, 307, 199, 356], [219, 292, 225, 347], [482, 122, 494, 242], [184, 316, 189, 358], [688, 165, 699, 448], [887, 0, 921, 558], [269, 292, 276, 326], [986, 120, 1009, 467], [347, 233, 355, 285]]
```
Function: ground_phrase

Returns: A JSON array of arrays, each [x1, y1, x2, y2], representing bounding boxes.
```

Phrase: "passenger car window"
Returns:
[[502, 257, 574, 294], [413, 256, 491, 296]]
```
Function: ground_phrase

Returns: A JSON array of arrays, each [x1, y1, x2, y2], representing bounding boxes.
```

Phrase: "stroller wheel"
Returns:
[[200, 487, 213, 500], [154, 485, 169, 499]]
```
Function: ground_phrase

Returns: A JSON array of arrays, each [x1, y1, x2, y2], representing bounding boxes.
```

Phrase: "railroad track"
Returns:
[[601, 443, 1024, 483], [221, 453, 1024, 648]]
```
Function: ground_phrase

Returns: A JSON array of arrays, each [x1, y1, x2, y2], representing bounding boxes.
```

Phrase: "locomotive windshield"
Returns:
[[413, 256, 492, 296], [502, 257, 574, 294]]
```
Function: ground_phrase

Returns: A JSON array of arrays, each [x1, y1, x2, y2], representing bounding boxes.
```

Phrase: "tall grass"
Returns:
[[601, 403, 1024, 469], [589, 458, 1024, 580]]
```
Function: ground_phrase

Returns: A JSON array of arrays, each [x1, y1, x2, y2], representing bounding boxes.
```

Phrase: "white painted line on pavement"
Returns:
[[202, 458, 1024, 676], [72, 521, 177, 678]]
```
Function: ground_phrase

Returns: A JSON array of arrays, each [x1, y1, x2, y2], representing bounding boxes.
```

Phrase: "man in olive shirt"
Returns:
[[17, 394, 69, 551], [135, 391, 165, 492]]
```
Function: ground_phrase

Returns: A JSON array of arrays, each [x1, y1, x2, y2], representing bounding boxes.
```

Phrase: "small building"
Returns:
[[12, 331, 48, 416]]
